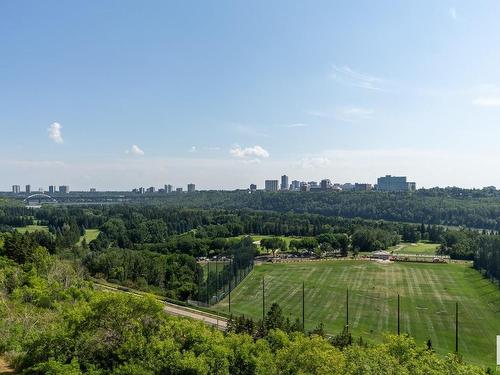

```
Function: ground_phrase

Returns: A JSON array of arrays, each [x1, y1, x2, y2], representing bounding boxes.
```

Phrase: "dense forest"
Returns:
[[0, 250, 488, 374], [89, 189, 500, 230]]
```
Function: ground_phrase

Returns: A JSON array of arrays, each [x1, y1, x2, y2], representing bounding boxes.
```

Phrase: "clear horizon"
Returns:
[[2, 1, 500, 190]]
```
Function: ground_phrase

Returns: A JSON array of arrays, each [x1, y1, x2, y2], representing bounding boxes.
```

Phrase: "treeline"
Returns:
[[0, 253, 487, 374], [122, 189, 500, 230]]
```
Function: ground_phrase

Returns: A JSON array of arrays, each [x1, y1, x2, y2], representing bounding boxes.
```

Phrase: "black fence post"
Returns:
[[455, 302, 459, 353], [346, 288, 349, 332], [302, 281, 305, 331], [397, 294, 400, 335], [262, 276, 265, 321]]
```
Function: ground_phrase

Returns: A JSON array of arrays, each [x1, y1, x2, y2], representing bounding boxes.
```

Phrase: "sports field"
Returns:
[[215, 260, 499, 367], [391, 241, 440, 255]]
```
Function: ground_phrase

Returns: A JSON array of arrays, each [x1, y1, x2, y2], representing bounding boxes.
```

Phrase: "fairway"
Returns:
[[79, 229, 100, 244], [215, 260, 500, 368], [391, 241, 439, 255], [15, 225, 49, 233]]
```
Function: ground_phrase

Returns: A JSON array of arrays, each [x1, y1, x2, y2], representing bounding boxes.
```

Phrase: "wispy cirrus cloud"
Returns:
[[279, 123, 309, 128], [472, 97, 500, 108], [335, 107, 374, 122], [307, 107, 374, 122], [297, 156, 331, 169], [48, 122, 64, 144], [449, 7, 458, 20], [330, 65, 385, 91]]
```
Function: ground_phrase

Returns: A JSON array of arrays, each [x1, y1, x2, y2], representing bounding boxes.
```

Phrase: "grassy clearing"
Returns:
[[215, 260, 499, 368], [79, 229, 100, 244], [14, 225, 48, 234], [391, 242, 440, 255], [232, 235, 309, 247]]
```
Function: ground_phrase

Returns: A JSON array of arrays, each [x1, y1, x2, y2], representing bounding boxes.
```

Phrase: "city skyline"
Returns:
[[3, 1, 500, 189]]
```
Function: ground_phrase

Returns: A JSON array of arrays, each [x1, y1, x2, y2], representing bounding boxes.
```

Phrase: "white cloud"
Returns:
[[335, 107, 374, 122], [204, 146, 221, 151], [472, 97, 500, 107], [48, 122, 64, 144], [189, 146, 197, 153], [330, 65, 385, 91], [230, 145, 270, 159], [126, 144, 145, 156], [449, 7, 458, 20], [297, 156, 331, 169]]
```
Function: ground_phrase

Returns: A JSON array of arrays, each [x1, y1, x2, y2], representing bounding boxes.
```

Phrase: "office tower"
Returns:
[[265, 180, 279, 192], [25, 184, 31, 194], [176, 187, 183, 192], [187, 183, 196, 193], [48, 185, 56, 194], [280, 175, 289, 190], [59, 185, 70, 194], [354, 183, 372, 191], [139, 187, 145, 194], [165, 184, 173, 193], [146, 186, 155, 193], [320, 179, 332, 190], [376, 175, 416, 192], [12, 185, 20, 194], [291, 180, 300, 191]]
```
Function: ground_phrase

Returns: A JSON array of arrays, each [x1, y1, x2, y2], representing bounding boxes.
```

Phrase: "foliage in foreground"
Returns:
[[0, 255, 487, 375]]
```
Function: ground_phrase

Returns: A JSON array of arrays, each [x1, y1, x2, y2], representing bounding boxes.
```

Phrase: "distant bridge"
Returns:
[[24, 193, 57, 204]]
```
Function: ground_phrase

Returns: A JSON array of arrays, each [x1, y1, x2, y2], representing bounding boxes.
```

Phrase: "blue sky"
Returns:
[[2, 1, 500, 190]]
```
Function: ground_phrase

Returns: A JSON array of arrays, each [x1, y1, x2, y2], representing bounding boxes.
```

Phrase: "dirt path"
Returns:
[[0, 357, 15, 374]]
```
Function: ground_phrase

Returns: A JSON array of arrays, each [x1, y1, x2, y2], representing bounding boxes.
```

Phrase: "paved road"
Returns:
[[96, 282, 227, 330]]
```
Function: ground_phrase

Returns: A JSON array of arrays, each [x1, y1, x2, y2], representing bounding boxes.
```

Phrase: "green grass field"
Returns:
[[79, 229, 100, 244], [391, 242, 440, 255], [215, 260, 499, 368], [15, 225, 49, 233]]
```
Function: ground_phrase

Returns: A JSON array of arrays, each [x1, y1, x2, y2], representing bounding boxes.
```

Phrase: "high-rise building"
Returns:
[[376, 175, 416, 192], [25, 184, 31, 194], [12, 185, 20, 194], [265, 180, 279, 192], [187, 183, 196, 193], [300, 182, 310, 191], [354, 183, 372, 191], [280, 175, 289, 190], [320, 179, 332, 190], [165, 184, 173, 193], [48, 185, 56, 194], [146, 186, 155, 193], [139, 187, 145, 194], [249, 183, 257, 192], [90, 188, 97, 192], [59, 185, 70, 194], [290, 180, 301, 191], [176, 187, 183, 193]]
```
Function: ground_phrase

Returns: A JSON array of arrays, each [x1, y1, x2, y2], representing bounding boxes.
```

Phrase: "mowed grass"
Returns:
[[391, 241, 440, 255], [215, 260, 499, 368], [79, 229, 100, 244], [15, 225, 49, 233], [232, 235, 309, 247]]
